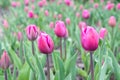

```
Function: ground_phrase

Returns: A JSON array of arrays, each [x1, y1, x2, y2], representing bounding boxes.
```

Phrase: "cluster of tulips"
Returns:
[[1, 0, 120, 80]]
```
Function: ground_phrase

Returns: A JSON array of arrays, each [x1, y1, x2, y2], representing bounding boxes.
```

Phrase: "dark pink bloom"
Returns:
[[37, 32, 54, 54], [54, 21, 67, 38], [26, 24, 38, 41], [81, 26, 99, 51], [82, 10, 90, 19], [99, 28, 107, 39], [24, 0, 29, 6], [28, 10, 34, 18], [38, 1, 44, 7], [108, 16, 116, 27], [64, 0, 71, 6], [116, 3, 120, 10], [105, 3, 114, 10], [0, 51, 10, 70]]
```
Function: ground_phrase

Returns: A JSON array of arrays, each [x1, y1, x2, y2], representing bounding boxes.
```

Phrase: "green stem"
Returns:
[[90, 51, 94, 80], [4, 70, 7, 80], [32, 41, 35, 55], [60, 38, 62, 59], [47, 54, 50, 80], [64, 38, 67, 60]]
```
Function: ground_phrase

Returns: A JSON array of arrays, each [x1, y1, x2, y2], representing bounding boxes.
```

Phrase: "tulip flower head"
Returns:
[[37, 32, 54, 54], [108, 16, 116, 27], [116, 3, 120, 10], [17, 32, 23, 41], [82, 10, 90, 19], [0, 51, 10, 70], [44, 10, 49, 16], [99, 28, 107, 39], [65, 18, 71, 25], [49, 22, 54, 29], [3, 19, 9, 28], [28, 10, 34, 18], [64, 0, 71, 6], [26, 24, 38, 41], [81, 26, 99, 51], [78, 21, 87, 30], [54, 21, 67, 38]]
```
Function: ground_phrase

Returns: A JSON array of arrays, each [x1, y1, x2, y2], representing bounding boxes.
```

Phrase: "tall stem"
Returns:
[[32, 41, 35, 55], [64, 38, 67, 60], [90, 52, 94, 80], [4, 70, 7, 80], [47, 54, 50, 80], [60, 38, 62, 59]]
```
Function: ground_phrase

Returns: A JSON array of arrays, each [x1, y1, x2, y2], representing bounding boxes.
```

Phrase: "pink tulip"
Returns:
[[31, 5, 35, 10], [76, 12, 80, 18], [81, 26, 99, 51], [37, 32, 54, 54], [24, 0, 29, 6], [82, 10, 90, 19], [105, 3, 114, 10], [94, 3, 99, 8], [79, 5, 83, 10], [58, 14, 62, 20], [108, 16, 116, 27], [28, 10, 34, 18], [65, 18, 71, 25], [44, 10, 49, 16], [17, 32, 23, 41], [24, 6, 29, 12], [99, 28, 107, 39], [3, 20, 9, 28], [116, 3, 120, 10], [0, 51, 10, 70], [11, 1, 17, 7], [54, 21, 67, 38], [64, 0, 71, 6], [26, 24, 38, 41], [49, 22, 54, 29], [78, 22, 87, 30], [38, 1, 44, 7]]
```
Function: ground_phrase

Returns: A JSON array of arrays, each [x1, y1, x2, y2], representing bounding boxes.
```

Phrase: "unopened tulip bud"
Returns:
[[108, 16, 116, 27], [65, 18, 71, 25], [54, 21, 67, 38], [82, 10, 90, 19], [17, 32, 23, 41], [26, 24, 38, 41], [116, 3, 120, 10], [37, 32, 54, 54], [81, 26, 99, 51], [78, 22, 87, 30], [49, 22, 54, 29], [44, 10, 49, 16], [0, 51, 10, 70], [99, 28, 107, 39], [64, 0, 71, 6], [28, 10, 34, 18]]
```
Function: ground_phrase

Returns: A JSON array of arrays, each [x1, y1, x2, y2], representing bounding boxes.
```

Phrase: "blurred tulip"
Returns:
[[38, 1, 44, 7], [58, 14, 62, 20], [31, 5, 35, 10], [17, 32, 23, 41], [76, 12, 80, 18], [37, 32, 54, 54], [3, 20, 9, 29], [0, 51, 10, 70], [108, 16, 116, 27], [11, 1, 17, 7], [64, 0, 71, 6], [94, 3, 99, 8], [116, 3, 120, 10], [79, 5, 83, 10], [26, 24, 38, 41], [28, 10, 34, 18], [99, 28, 107, 39], [24, 0, 29, 6], [105, 3, 114, 10], [49, 22, 54, 29], [65, 18, 71, 25], [44, 10, 49, 16], [81, 26, 99, 51], [24, 6, 29, 12], [82, 9, 90, 19], [54, 21, 67, 38], [78, 21, 87, 30]]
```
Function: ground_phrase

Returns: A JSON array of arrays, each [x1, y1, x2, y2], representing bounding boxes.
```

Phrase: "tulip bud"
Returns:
[[17, 32, 23, 41], [76, 12, 80, 18], [64, 0, 71, 6], [0, 51, 10, 70], [58, 14, 62, 20], [108, 16, 116, 27], [2, 19, 9, 29], [38, 1, 44, 7], [94, 3, 99, 8], [28, 10, 34, 18], [24, 0, 29, 6], [99, 28, 107, 39], [81, 26, 99, 51], [78, 21, 87, 30], [44, 10, 49, 16], [26, 24, 38, 41], [37, 32, 54, 54], [11, 1, 17, 7], [82, 10, 90, 19], [54, 21, 67, 38], [116, 3, 120, 10], [65, 18, 71, 25], [49, 22, 54, 29]]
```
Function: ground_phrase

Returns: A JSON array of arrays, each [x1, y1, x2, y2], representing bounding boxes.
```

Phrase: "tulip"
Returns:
[[99, 28, 107, 39], [3, 20, 9, 29], [37, 32, 54, 54], [44, 10, 49, 16], [11, 1, 17, 7], [64, 0, 71, 6], [76, 12, 80, 18], [38, 1, 44, 7], [24, 0, 29, 6], [105, 3, 114, 10], [79, 5, 83, 10], [82, 10, 90, 19], [94, 3, 99, 8], [108, 16, 116, 27], [78, 21, 87, 30], [26, 24, 38, 41], [116, 3, 120, 10], [17, 32, 23, 41], [28, 10, 34, 18], [58, 14, 62, 20], [49, 22, 54, 29], [65, 18, 71, 25], [81, 26, 99, 51], [0, 51, 10, 70], [54, 21, 67, 38]]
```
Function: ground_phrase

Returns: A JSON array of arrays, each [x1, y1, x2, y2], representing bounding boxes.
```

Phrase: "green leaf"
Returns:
[[17, 62, 30, 80]]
